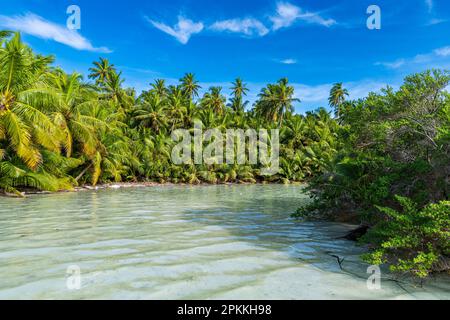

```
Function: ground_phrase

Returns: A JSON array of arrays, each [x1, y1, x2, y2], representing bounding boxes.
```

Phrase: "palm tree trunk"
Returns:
[[75, 163, 93, 182]]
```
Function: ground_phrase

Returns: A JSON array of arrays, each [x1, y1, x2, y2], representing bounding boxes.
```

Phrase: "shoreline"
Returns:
[[2, 181, 306, 198]]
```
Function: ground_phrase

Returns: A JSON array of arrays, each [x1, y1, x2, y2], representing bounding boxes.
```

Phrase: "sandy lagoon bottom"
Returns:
[[0, 185, 448, 300]]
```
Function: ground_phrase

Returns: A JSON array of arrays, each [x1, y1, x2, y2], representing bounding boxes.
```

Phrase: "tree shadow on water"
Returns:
[[172, 185, 450, 295], [174, 185, 369, 277]]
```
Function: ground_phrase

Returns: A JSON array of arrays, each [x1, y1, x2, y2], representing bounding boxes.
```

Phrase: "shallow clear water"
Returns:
[[0, 185, 448, 300]]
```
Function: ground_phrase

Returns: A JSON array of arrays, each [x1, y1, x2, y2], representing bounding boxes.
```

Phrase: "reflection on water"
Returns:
[[0, 185, 448, 300]]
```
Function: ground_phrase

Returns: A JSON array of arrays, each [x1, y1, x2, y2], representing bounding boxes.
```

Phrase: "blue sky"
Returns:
[[1, 0, 449, 112]]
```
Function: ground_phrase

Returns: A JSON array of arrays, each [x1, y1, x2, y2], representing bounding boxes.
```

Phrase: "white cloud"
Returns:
[[279, 58, 297, 64], [424, 2, 447, 26], [270, 2, 336, 31], [376, 45, 450, 70], [0, 13, 111, 53], [346, 81, 391, 100], [147, 2, 336, 43], [425, 0, 433, 13], [435, 46, 450, 57], [291, 80, 390, 111], [375, 59, 406, 69], [293, 83, 332, 103], [210, 18, 269, 37], [148, 16, 204, 44], [427, 18, 446, 25], [270, 2, 301, 30]]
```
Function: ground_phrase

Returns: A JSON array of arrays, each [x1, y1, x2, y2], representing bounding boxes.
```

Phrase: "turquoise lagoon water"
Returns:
[[0, 185, 448, 300]]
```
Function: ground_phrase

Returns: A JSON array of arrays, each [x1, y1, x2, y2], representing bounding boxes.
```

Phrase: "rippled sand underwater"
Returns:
[[0, 185, 449, 300]]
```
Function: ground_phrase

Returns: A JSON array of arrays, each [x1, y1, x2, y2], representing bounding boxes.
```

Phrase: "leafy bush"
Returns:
[[294, 71, 450, 277], [362, 196, 450, 278]]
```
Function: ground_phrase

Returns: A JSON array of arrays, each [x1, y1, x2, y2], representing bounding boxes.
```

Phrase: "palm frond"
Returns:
[[91, 151, 102, 186], [2, 111, 41, 169]]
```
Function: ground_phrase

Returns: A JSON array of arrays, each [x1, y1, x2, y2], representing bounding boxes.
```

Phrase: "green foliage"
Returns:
[[362, 197, 450, 278], [295, 69, 450, 277], [255, 78, 299, 125], [0, 30, 341, 196], [1, 30, 448, 278]]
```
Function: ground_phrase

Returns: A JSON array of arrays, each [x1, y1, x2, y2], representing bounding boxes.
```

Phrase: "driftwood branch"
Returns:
[[328, 254, 345, 270], [327, 252, 413, 295]]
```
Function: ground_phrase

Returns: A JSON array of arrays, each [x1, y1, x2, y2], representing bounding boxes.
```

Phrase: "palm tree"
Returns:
[[0, 30, 11, 44], [231, 78, 249, 99], [102, 71, 134, 113], [89, 58, 116, 85], [329, 83, 349, 118], [180, 73, 201, 100], [201, 87, 226, 115], [44, 69, 105, 158], [166, 85, 187, 129], [150, 79, 168, 98], [89, 106, 134, 185], [255, 78, 299, 125], [0, 29, 354, 193], [50, 69, 134, 186], [0, 33, 83, 194], [282, 114, 306, 149], [229, 78, 249, 113], [132, 93, 168, 133], [183, 100, 199, 127], [0, 33, 61, 169]]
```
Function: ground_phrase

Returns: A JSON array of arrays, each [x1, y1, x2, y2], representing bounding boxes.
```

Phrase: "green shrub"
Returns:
[[362, 196, 450, 278]]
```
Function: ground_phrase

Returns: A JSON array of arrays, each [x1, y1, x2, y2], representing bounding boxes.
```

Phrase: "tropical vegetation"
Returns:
[[295, 69, 450, 278], [0, 31, 448, 278], [0, 31, 338, 195]]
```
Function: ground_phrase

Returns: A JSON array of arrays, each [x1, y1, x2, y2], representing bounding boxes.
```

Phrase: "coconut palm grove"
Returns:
[[0, 29, 448, 280]]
